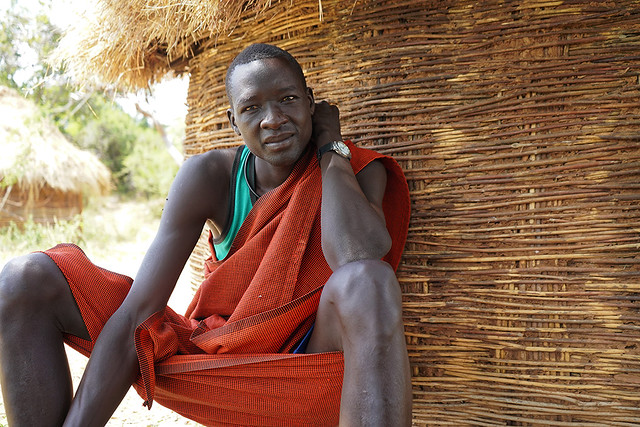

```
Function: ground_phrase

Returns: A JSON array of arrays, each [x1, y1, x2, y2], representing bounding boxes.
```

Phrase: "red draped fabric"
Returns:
[[44, 141, 410, 426]]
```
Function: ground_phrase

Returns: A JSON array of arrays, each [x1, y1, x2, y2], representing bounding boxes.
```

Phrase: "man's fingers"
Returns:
[[314, 101, 339, 117]]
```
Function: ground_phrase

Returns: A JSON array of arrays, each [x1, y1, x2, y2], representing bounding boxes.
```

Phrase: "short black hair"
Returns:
[[225, 43, 307, 104]]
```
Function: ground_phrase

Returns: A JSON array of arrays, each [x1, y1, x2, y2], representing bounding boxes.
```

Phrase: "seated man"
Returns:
[[0, 43, 412, 426]]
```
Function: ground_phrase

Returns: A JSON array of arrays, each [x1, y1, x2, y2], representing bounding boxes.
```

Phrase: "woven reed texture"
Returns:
[[182, 0, 640, 424]]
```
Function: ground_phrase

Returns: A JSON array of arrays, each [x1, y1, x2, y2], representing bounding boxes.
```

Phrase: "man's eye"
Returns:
[[242, 105, 257, 112], [282, 95, 296, 102]]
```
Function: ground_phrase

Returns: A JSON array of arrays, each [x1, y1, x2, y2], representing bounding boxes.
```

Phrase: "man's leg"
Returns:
[[307, 259, 412, 426], [0, 253, 89, 426]]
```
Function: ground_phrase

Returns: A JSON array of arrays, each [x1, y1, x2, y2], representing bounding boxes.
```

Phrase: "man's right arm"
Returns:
[[62, 150, 232, 426]]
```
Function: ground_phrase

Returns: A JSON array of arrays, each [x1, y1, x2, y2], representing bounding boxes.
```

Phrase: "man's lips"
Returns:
[[263, 133, 294, 144]]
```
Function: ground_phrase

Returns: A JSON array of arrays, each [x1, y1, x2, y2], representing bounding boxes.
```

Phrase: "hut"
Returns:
[[0, 86, 111, 227], [58, 0, 640, 425]]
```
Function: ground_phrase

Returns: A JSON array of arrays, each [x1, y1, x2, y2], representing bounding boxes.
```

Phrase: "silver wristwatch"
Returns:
[[317, 140, 352, 160]]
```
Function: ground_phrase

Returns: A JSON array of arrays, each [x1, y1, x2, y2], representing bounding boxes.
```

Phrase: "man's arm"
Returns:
[[62, 152, 230, 426], [313, 101, 392, 270], [309, 102, 411, 426]]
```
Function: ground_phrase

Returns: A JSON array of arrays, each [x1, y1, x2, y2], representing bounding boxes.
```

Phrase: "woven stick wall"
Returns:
[[182, 0, 640, 424]]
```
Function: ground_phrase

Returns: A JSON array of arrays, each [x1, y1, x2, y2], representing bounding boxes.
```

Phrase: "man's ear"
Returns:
[[227, 108, 241, 135], [307, 87, 315, 114]]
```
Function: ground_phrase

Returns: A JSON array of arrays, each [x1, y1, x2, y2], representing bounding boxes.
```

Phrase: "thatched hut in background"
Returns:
[[0, 86, 110, 227], [58, 1, 640, 425]]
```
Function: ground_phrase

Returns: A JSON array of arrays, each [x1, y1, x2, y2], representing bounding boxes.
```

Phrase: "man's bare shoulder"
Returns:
[[184, 147, 238, 181], [171, 147, 238, 229]]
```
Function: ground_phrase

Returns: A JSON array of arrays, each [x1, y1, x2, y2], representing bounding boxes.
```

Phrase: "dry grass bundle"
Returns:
[[54, 0, 324, 89]]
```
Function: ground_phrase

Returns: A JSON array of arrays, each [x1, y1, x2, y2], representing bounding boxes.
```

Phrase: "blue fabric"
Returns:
[[292, 324, 315, 354]]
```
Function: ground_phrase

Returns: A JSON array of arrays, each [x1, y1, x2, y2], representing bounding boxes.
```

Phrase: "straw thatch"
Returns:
[[0, 86, 111, 226], [57, 0, 640, 425], [54, 0, 318, 89]]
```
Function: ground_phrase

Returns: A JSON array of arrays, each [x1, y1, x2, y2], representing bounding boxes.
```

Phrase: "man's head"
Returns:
[[225, 43, 315, 170], [225, 43, 308, 105]]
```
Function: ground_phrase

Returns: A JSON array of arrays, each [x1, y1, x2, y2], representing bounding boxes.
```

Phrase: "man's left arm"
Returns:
[[313, 101, 392, 270]]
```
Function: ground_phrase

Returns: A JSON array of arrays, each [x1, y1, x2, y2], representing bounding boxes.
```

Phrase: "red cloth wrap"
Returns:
[[43, 141, 410, 426]]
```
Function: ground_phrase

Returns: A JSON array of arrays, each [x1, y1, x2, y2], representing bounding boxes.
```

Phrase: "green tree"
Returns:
[[0, 2, 27, 88], [0, 0, 64, 100], [71, 95, 138, 192], [124, 128, 180, 198]]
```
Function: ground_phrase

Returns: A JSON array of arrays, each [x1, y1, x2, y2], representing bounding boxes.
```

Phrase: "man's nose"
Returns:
[[261, 105, 288, 129]]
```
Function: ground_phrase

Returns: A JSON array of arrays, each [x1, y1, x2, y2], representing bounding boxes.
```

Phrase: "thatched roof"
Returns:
[[0, 86, 111, 195], [54, 0, 322, 90]]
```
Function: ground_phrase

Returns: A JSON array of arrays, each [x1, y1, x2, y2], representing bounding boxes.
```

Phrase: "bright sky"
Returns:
[[118, 77, 189, 128]]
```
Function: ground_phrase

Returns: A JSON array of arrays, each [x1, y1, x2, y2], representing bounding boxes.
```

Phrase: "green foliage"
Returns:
[[0, 0, 64, 98], [0, 1, 30, 89], [124, 130, 180, 198], [69, 95, 139, 192], [61, 93, 180, 196], [0, 216, 84, 258]]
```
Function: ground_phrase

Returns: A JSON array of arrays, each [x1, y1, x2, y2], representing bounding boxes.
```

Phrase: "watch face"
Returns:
[[335, 141, 351, 158], [318, 141, 351, 160]]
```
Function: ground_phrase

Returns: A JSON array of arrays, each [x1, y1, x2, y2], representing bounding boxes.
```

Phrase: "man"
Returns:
[[0, 43, 411, 426]]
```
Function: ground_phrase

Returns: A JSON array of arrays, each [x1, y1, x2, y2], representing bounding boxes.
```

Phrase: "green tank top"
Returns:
[[212, 146, 254, 260]]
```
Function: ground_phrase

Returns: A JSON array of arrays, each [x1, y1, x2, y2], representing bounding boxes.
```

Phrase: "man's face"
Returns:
[[227, 57, 315, 169]]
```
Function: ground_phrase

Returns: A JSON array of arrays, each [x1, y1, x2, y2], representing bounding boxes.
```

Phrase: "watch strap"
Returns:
[[317, 140, 351, 160]]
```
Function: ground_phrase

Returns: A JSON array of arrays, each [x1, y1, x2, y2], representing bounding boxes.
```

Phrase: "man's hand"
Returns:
[[312, 101, 343, 148], [312, 100, 391, 270]]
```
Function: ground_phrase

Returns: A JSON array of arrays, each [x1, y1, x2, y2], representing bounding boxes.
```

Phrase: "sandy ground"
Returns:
[[0, 198, 202, 426]]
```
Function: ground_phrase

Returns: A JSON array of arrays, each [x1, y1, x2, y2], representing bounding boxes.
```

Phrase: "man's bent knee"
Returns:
[[321, 259, 403, 340], [0, 253, 87, 338], [0, 253, 61, 308]]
